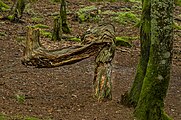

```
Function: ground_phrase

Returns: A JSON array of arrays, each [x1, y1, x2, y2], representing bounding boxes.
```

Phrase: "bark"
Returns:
[[123, 0, 151, 107], [134, 0, 174, 119], [94, 44, 115, 101], [22, 24, 115, 101], [51, 16, 62, 41], [8, 0, 25, 22], [22, 24, 115, 68], [60, 0, 70, 33]]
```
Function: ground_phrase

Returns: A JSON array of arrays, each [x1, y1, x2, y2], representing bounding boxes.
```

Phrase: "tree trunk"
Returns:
[[94, 44, 115, 101], [123, 0, 151, 107], [52, 16, 62, 41], [8, 0, 25, 22], [60, 0, 70, 33], [134, 0, 173, 119]]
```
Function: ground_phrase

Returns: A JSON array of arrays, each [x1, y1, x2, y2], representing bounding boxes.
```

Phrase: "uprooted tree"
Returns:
[[22, 24, 116, 101], [121, 0, 174, 119]]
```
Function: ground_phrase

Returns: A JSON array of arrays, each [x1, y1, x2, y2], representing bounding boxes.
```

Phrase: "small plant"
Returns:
[[0, 32, 6, 36], [16, 94, 25, 103]]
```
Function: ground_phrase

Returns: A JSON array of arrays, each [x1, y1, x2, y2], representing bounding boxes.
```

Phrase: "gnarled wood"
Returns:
[[22, 24, 115, 101], [22, 24, 115, 68]]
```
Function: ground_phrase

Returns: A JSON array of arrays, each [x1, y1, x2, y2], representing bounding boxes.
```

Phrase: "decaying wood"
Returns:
[[22, 24, 115, 101], [94, 44, 115, 101], [22, 24, 115, 68]]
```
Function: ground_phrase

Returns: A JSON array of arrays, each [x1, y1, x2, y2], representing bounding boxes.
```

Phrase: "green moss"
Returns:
[[40, 30, 52, 38], [114, 12, 140, 25], [7, 15, 15, 21], [0, 1, 10, 11], [76, 6, 98, 23], [69, 37, 81, 42], [31, 17, 44, 23], [115, 36, 137, 47]]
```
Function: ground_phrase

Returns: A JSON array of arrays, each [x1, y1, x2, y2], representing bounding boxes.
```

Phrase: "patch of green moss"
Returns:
[[115, 36, 138, 47], [40, 30, 52, 38], [31, 16, 44, 23], [69, 37, 81, 42], [33, 24, 49, 29], [76, 6, 98, 23], [0, 1, 10, 11], [7, 15, 15, 21], [114, 12, 140, 25]]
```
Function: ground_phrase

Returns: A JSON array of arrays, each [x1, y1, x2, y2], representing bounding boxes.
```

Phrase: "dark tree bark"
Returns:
[[60, 0, 70, 33], [134, 0, 174, 119], [52, 16, 62, 41], [8, 0, 25, 22]]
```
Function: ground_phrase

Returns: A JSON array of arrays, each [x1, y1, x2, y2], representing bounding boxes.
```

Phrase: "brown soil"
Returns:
[[0, 0, 181, 120]]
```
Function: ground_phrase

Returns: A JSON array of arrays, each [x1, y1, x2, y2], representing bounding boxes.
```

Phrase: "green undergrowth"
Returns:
[[40, 30, 52, 38], [31, 24, 52, 38], [0, 1, 10, 12], [31, 16, 44, 23], [114, 12, 140, 25], [115, 36, 138, 47], [76, 5, 99, 23]]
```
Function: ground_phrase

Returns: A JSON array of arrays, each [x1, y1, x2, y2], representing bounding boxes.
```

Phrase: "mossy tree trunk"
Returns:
[[8, 0, 25, 22], [124, 0, 151, 107], [52, 16, 62, 41], [134, 0, 174, 119], [60, 0, 70, 33]]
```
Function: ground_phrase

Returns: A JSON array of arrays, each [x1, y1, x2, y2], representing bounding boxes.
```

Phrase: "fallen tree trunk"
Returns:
[[22, 24, 115, 101]]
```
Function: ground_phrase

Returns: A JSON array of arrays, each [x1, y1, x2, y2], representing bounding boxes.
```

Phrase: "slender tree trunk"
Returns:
[[121, 0, 151, 107], [8, 0, 25, 22], [60, 0, 70, 33], [52, 16, 62, 41], [134, 0, 174, 119], [126, 0, 151, 107]]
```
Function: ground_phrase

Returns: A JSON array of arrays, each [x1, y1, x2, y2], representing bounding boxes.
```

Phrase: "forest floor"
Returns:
[[0, 0, 181, 120]]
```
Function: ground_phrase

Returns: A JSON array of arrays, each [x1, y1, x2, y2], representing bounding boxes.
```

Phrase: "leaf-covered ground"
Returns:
[[0, 0, 181, 119]]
